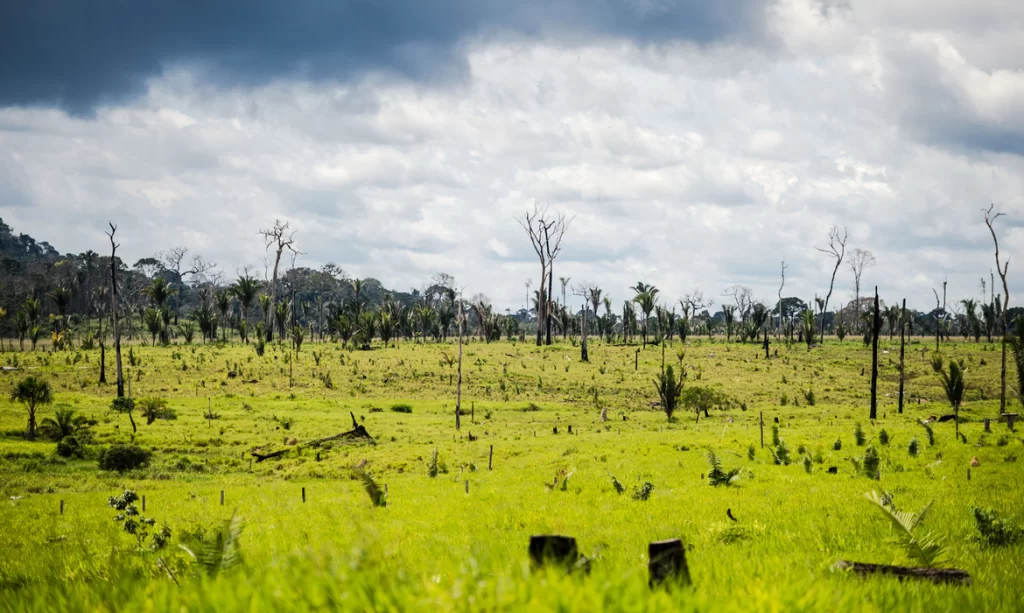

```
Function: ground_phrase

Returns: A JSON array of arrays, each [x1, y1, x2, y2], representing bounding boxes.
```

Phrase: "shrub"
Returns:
[[631, 482, 654, 501], [390, 403, 413, 414], [854, 423, 866, 446], [110, 397, 135, 413], [833, 439, 842, 451], [973, 507, 1023, 546], [98, 444, 151, 472], [879, 429, 890, 446], [908, 438, 919, 457], [56, 435, 85, 458], [862, 446, 880, 478]]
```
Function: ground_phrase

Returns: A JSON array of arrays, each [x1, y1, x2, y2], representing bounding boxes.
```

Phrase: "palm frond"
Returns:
[[355, 468, 387, 507], [865, 491, 946, 567], [179, 512, 245, 577]]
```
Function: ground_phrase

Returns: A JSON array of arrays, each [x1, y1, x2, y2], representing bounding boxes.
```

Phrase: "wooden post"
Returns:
[[302, 487, 306, 503], [984, 418, 991, 433], [967, 468, 971, 481], [220, 490, 224, 506], [648, 539, 691, 587], [208, 398, 212, 428], [142, 495, 146, 512], [465, 480, 469, 494], [568, 425, 572, 434], [635, 349, 639, 371], [898, 298, 906, 414], [763, 329, 769, 360], [60, 500, 64, 515], [488, 445, 493, 470], [869, 287, 880, 420], [759, 411, 764, 449], [472, 402, 475, 423], [249, 458, 253, 471]]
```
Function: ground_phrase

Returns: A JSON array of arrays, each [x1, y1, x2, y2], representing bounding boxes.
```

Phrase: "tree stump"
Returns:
[[984, 418, 991, 433], [648, 539, 691, 587], [834, 561, 970, 585], [529, 535, 584, 572]]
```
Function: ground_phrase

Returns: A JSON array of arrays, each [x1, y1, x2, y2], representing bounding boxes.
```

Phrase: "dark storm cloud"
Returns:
[[0, 0, 771, 113]]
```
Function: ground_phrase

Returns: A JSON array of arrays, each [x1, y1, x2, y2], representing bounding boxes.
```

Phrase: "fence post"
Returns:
[[488, 445, 494, 470]]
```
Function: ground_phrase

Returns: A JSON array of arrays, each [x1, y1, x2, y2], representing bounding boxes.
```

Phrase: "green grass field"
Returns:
[[1, 335, 1023, 612]]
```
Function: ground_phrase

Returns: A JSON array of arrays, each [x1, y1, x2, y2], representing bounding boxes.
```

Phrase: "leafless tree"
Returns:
[[454, 290, 465, 430], [778, 259, 788, 337], [574, 282, 600, 362], [160, 246, 216, 324], [815, 225, 848, 344], [984, 204, 1011, 415], [722, 285, 753, 323], [516, 203, 572, 346], [848, 248, 875, 331], [105, 223, 124, 397], [259, 220, 299, 341]]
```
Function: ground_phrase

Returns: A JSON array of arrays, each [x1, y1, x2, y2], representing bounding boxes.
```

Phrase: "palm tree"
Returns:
[[50, 286, 73, 332], [931, 355, 966, 439], [144, 277, 176, 310], [357, 310, 377, 349], [801, 309, 816, 349], [654, 365, 684, 422], [143, 307, 163, 346], [379, 310, 394, 347], [961, 299, 981, 342], [22, 297, 41, 326], [333, 313, 354, 347], [350, 278, 364, 314], [721, 305, 737, 341], [274, 302, 290, 341], [10, 376, 53, 440], [258, 294, 273, 341], [631, 282, 659, 348], [39, 407, 90, 441], [14, 310, 28, 350], [215, 290, 232, 342], [231, 274, 261, 343]]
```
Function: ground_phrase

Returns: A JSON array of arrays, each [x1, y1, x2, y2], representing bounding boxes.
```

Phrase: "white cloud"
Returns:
[[1, 2, 1023, 314]]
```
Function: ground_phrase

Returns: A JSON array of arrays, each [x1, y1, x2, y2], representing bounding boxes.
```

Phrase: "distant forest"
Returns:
[[0, 216, 1019, 349]]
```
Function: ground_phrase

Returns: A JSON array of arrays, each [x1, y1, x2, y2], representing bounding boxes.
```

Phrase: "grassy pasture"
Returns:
[[1, 336, 1022, 612]]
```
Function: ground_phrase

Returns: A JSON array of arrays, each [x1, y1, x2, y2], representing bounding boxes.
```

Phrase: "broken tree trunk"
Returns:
[[834, 561, 971, 585], [252, 412, 373, 462]]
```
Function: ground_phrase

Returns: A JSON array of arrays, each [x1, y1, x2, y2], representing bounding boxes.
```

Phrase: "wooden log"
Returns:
[[252, 414, 374, 462], [488, 445, 493, 470], [833, 561, 971, 585], [648, 539, 691, 587]]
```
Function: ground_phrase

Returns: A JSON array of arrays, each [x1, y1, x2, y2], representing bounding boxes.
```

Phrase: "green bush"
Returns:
[[56, 435, 84, 458], [98, 444, 151, 472], [972, 507, 1022, 546], [110, 397, 135, 413], [390, 403, 413, 414]]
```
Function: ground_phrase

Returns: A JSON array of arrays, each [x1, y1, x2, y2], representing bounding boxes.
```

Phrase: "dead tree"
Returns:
[[161, 246, 215, 324], [984, 205, 1011, 415], [105, 223, 125, 397], [815, 225, 848, 344], [777, 259, 788, 337], [259, 220, 299, 341], [870, 287, 880, 420], [517, 203, 571, 346], [848, 248, 875, 332], [898, 298, 906, 414], [455, 295, 465, 430]]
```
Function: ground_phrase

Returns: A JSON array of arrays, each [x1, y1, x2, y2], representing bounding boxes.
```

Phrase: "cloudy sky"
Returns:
[[2, 0, 1022, 314]]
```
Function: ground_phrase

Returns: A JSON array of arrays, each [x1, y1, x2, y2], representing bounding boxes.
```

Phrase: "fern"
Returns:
[[179, 513, 245, 577], [707, 450, 741, 486], [610, 474, 625, 495], [355, 469, 388, 507], [919, 421, 935, 446], [865, 491, 947, 567]]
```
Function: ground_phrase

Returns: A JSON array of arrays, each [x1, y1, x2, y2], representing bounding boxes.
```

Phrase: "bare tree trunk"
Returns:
[[546, 263, 554, 345], [870, 287, 879, 420], [455, 300, 464, 431], [106, 223, 124, 398], [898, 298, 906, 415], [984, 206, 1011, 416], [580, 303, 589, 362]]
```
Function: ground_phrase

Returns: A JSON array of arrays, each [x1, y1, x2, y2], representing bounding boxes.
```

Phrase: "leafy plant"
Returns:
[[390, 403, 413, 414], [972, 507, 1022, 546], [98, 444, 152, 472], [854, 422, 866, 446], [610, 474, 625, 494], [878, 429, 890, 446], [180, 513, 245, 576], [862, 446, 880, 478], [38, 407, 92, 442], [631, 481, 654, 501], [919, 421, 935, 446], [138, 397, 176, 425], [865, 491, 946, 568], [9, 376, 53, 440], [802, 387, 816, 406], [833, 438, 842, 451], [56, 435, 85, 458], [707, 450, 741, 486], [108, 490, 171, 550], [654, 365, 684, 421], [769, 440, 791, 465], [908, 437, 919, 457]]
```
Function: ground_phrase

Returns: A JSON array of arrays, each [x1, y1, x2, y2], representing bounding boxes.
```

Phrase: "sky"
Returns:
[[1, 0, 1023, 315]]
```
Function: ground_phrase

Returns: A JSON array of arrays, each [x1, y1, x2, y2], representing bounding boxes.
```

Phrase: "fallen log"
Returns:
[[252, 412, 373, 462], [833, 560, 971, 585]]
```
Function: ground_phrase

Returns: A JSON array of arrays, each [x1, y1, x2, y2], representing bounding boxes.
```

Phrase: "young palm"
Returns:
[[654, 364, 684, 422], [931, 355, 967, 438], [631, 282, 659, 347], [231, 274, 261, 342], [38, 406, 89, 441], [144, 277, 176, 309], [10, 376, 53, 440], [215, 290, 233, 341], [143, 307, 163, 346]]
